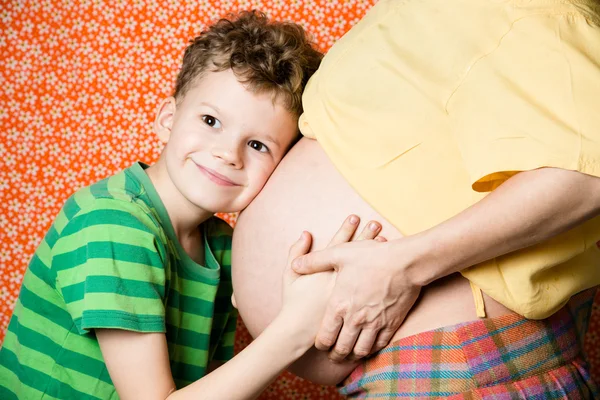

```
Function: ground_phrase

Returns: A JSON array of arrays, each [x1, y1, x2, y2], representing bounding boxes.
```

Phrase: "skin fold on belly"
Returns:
[[232, 138, 513, 385]]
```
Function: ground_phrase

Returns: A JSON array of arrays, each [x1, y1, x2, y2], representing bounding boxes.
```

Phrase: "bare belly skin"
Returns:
[[232, 138, 513, 385]]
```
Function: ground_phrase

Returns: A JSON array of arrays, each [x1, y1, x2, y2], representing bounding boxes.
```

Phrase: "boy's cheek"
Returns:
[[253, 164, 278, 189]]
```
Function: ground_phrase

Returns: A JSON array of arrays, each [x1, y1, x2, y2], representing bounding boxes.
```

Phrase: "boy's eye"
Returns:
[[202, 115, 221, 128], [248, 140, 269, 153]]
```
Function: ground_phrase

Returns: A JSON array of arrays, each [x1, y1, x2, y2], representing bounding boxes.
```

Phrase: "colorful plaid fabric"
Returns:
[[340, 289, 599, 399]]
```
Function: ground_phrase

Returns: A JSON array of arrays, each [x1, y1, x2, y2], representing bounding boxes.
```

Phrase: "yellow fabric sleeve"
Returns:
[[446, 8, 600, 191]]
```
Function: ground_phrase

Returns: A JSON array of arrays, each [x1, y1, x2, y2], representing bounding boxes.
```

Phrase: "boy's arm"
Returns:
[[96, 315, 310, 400], [96, 216, 381, 400], [96, 331, 176, 398]]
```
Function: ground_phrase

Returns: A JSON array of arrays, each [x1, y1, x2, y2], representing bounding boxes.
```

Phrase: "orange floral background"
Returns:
[[0, 1, 598, 398]]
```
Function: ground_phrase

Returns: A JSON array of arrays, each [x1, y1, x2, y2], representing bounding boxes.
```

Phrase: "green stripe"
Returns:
[[171, 361, 205, 384], [11, 299, 71, 344], [220, 329, 236, 346], [212, 315, 237, 361], [167, 291, 216, 318], [53, 210, 69, 235], [61, 208, 156, 238], [53, 241, 163, 271], [89, 177, 111, 199], [58, 258, 166, 291], [123, 169, 142, 195], [0, 348, 101, 400], [225, 323, 237, 336], [67, 292, 164, 330], [209, 322, 233, 351], [72, 186, 92, 210], [7, 316, 112, 384], [17, 284, 74, 331], [208, 234, 231, 252], [166, 276, 220, 303], [62, 276, 164, 303], [209, 318, 228, 346], [2, 328, 56, 377], [0, 363, 57, 400], [45, 225, 60, 248], [169, 344, 208, 368], [177, 264, 220, 284], [166, 324, 210, 350], [62, 195, 82, 220], [106, 170, 127, 199], [12, 297, 104, 362], [212, 344, 234, 361], [165, 307, 211, 333], [174, 378, 191, 390], [21, 269, 63, 310], [0, 381, 19, 400], [77, 309, 165, 333], [71, 291, 164, 316], [36, 238, 52, 266], [55, 222, 159, 256], [28, 254, 56, 289], [208, 217, 233, 235]]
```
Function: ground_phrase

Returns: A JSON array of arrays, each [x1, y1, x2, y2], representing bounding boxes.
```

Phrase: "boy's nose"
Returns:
[[212, 143, 242, 169]]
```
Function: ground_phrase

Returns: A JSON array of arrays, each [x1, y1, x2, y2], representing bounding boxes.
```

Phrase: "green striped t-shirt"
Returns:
[[0, 162, 237, 399]]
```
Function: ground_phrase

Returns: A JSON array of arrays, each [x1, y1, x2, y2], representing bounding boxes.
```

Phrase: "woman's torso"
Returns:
[[231, 138, 513, 385]]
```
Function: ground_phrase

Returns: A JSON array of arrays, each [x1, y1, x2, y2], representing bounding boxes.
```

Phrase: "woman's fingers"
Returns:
[[371, 327, 397, 354], [328, 322, 360, 362], [327, 215, 360, 247], [327, 216, 384, 247], [348, 328, 378, 361], [355, 221, 382, 241], [314, 307, 344, 351]]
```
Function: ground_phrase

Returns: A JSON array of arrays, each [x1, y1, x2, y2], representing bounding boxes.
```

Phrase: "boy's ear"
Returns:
[[153, 97, 177, 143]]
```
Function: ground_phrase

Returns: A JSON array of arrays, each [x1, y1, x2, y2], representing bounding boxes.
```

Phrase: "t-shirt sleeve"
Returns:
[[446, 13, 600, 192], [52, 198, 168, 334]]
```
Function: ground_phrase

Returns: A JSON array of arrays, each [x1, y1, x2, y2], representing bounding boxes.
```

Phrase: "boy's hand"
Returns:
[[280, 215, 385, 350]]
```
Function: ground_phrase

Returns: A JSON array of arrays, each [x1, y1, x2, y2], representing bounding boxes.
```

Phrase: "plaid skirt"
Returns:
[[340, 289, 599, 399]]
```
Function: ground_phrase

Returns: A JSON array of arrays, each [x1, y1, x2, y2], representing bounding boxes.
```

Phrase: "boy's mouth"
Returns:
[[195, 164, 239, 187]]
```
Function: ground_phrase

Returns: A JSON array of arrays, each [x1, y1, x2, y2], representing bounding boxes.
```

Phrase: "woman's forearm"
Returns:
[[288, 167, 600, 358], [407, 168, 600, 286]]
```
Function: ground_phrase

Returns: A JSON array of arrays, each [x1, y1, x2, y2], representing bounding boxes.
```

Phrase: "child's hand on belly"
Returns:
[[279, 215, 385, 352]]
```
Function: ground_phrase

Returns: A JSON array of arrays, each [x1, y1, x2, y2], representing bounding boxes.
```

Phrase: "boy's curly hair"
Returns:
[[174, 10, 323, 116]]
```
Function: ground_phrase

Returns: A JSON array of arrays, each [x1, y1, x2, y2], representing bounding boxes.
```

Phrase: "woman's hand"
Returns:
[[291, 235, 423, 362], [280, 215, 386, 350]]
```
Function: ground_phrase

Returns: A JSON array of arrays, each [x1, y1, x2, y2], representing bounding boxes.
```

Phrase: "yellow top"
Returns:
[[300, 0, 600, 319]]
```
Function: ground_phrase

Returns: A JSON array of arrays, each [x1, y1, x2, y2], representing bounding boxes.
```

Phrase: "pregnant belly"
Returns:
[[232, 138, 513, 385]]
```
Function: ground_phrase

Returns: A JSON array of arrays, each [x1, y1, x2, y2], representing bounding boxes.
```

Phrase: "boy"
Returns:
[[0, 10, 366, 399]]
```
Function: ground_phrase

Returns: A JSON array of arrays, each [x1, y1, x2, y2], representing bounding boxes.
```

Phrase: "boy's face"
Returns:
[[154, 69, 298, 214]]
